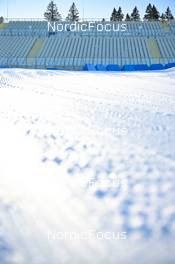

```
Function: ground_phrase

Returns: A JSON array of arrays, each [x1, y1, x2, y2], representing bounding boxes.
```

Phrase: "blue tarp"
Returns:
[[95, 64, 106, 71], [165, 63, 175, 69], [106, 64, 121, 71], [83, 64, 96, 71], [123, 64, 149, 71], [82, 62, 174, 72], [149, 64, 165, 70], [123, 65, 136, 71], [134, 64, 149, 71], [0, 65, 9, 68]]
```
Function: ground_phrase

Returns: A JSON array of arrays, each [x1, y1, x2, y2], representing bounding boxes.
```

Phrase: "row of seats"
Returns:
[[0, 30, 48, 37], [1, 56, 175, 71], [7, 21, 47, 29], [156, 36, 175, 60], [0, 36, 36, 58], [0, 35, 174, 69], [37, 36, 151, 66]]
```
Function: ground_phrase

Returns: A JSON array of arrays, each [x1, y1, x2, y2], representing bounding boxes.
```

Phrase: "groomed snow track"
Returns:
[[0, 68, 175, 264]]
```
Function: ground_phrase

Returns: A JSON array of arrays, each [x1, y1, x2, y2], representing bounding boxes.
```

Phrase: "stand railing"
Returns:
[[3, 18, 175, 23]]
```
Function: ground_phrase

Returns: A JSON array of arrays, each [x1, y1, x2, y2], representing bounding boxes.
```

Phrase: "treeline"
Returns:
[[110, 5, 174, 22], [44, 1, 174, 22], [44, 1, 79, 22], [0, 1, 174, 23]]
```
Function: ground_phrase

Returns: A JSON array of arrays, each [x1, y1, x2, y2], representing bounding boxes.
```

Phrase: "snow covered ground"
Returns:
[[0, 68, 175, 264]]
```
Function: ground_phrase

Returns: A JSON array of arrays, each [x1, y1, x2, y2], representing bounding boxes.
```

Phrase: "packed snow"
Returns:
[[0, 68, 175, 264]]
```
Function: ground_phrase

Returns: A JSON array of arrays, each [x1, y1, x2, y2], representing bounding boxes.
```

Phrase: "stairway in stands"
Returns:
[[0, 23, 8, 30], [161, 22, 170, 33], [27, 38, 44, 66], [148, 38, 161, 64]]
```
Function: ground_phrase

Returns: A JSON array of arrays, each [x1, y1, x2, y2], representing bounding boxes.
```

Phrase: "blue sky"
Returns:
[[0, 0, 175, 19]]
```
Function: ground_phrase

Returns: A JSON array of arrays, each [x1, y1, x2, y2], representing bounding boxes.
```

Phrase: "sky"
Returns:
[[0, 0, 175, 19]]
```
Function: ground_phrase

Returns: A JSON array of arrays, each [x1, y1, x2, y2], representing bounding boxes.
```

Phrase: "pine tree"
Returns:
[[144, 4, 160, 20], [116, 7, 124, 21], [144, 3, 153, 20], [125, 13, 131, 21], [66, 2, 79, 22], [152, 5, 160, 20], [44, 1, 62, 21], [165, 7, 174, 20], [131, 6, 140, 21], [110, 8, 117, 22], [160, 13, 166, 21], [0, 16, 4, 24]]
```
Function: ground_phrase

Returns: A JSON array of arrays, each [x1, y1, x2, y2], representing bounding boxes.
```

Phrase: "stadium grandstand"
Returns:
[[0, 1, 175, 71], [0, 19, 175, 70]]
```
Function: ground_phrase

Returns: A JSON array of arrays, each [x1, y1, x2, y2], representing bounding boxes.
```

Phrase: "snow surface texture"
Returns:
[[0, 69, 175, 264]]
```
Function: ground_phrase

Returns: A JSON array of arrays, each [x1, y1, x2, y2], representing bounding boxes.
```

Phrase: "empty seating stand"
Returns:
[[0, 20, 175, 70]]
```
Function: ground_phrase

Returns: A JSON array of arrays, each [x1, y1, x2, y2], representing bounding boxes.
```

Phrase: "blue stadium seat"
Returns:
[[106, 64, 121, 71]]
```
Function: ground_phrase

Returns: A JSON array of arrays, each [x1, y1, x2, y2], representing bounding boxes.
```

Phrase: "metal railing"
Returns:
[[0, 56, 174, 68], [3, 18, 175, 23]]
